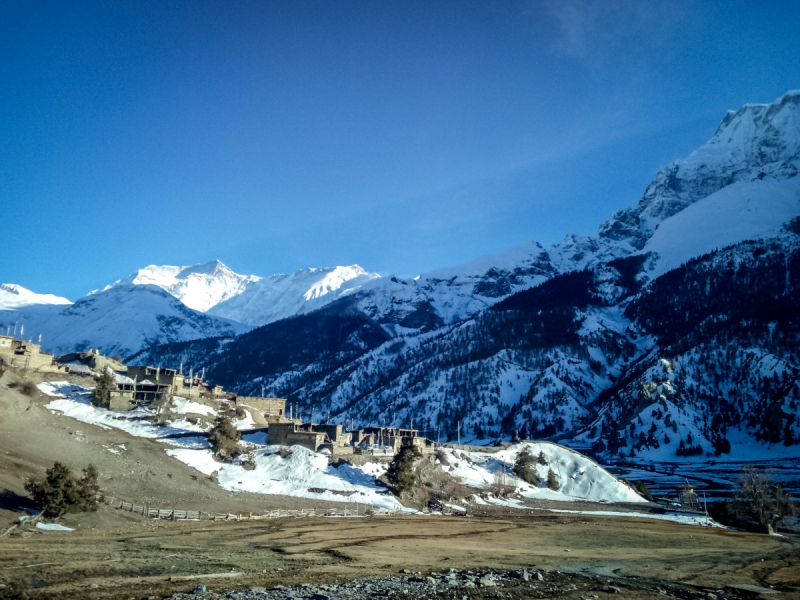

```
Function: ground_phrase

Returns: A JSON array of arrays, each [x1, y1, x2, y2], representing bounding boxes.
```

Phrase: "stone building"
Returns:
[[232, 396, 287, 422], [126, 365, 225, 400], [361, 426, 435, 454], [57, 349, 126, 375], [267, 422, 328, 452], [0, 335, 64, 373], [678, 479, 700, 511], [109, 372, 137, 411]]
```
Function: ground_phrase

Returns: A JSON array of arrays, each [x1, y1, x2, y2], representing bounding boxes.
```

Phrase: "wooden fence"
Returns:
[[102, 496, 400, 521]]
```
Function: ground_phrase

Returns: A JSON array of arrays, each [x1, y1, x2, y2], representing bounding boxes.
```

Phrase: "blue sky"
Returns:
[[2, 0, 800, 300]]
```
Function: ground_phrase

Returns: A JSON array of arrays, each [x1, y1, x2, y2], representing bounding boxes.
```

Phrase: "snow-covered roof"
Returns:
[[114, 373, 135, 385]]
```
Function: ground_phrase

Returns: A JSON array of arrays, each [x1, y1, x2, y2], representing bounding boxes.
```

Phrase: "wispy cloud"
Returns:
[[539, 0, 689, 58]]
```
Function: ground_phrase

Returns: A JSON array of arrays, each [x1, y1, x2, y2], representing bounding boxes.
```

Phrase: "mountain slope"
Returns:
[[0, 284, 72, 311], [132, 90, 800, 461], [0, 284, 248, 359], [208, 265, 379, 326], [314, 91, 800, 331], [103, 260, 260, 312]]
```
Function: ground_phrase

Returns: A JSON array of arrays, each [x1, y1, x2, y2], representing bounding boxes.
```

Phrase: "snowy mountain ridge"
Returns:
[[131, 90, 800, 467], [0, 284, 72, 311], [101, 260, 260, 312], [320, 90, 800, 330], [208, 264, 379, 326], [0, 284, 248, 358], [103, 260, 380, 327]]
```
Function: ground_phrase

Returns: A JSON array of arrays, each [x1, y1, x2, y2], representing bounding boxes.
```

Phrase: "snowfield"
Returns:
[[166, 446, 407, 511], [440, 443, 646, 503]]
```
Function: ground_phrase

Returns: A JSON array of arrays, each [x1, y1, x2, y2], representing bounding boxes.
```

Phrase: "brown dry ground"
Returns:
[[0, 369, 342, 518], [1, 509, 799, 599], [1, 367, 799, 599]]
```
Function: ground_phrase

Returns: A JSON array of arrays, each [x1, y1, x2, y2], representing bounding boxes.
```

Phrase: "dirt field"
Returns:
[[1, 508, 798, 599], [0, 370, 343, 523]]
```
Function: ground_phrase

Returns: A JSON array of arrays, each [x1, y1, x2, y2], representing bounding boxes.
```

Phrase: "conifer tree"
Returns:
[[91, 368, 114, 408], [513, 447, 540, 486], [386, 446, 421, 494], [546, 468, 559, 491]]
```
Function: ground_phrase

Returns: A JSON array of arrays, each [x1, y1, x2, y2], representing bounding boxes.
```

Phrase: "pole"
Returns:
[[458, 421, 461, 445]]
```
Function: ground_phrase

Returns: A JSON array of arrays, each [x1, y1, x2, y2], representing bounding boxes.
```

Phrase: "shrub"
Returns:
[[25, 462, 99, 517], [278, 446, 293, 459], [546, 468, 559, 491], [208, 414, 242, 461], [631, 480, 653, 501], [537, 450, 548, 466], [386, 446, 421, 494], [91, 368, 114, 408], [513, 447, 540, 486], [234, 406, 247, 419], [709, 500, 739, 527], [9, 380, 38, 396]]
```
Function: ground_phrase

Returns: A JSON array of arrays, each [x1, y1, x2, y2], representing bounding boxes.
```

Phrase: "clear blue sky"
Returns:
[[3, 0, 800, 300]]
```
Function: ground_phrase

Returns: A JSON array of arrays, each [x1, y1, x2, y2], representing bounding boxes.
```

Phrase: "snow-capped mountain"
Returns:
[[208, 265, 379, 326], [0, 284, 72, 311], [314, 90, 800, 331], [133, 90, 800, 463], [105, 260, 379, 326], [0, 284, 248, 358], [102, 260, 259, 312]]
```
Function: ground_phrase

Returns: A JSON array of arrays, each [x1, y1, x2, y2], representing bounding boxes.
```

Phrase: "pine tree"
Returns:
[[91, 368, 114, 408], [537, 450, 548, 466], [513, 447, 540, 486], [784, 423, 796, 447], [386, 446, 421, 494], [24, 462, 100, 517], [546, 468, 559, 491], [208, 414, 242, 461]]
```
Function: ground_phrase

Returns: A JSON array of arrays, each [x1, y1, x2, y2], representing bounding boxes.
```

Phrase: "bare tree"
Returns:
[[152, 390, 173, 425], [735, 465, 796, 532]]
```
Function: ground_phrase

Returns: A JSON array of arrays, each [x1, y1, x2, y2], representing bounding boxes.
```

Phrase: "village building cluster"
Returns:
[[0, 335, 66, 373], [0, 334, 435, 460]]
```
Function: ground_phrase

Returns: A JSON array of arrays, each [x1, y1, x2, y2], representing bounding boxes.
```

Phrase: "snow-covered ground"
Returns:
[[639, 176, 800, 278], [531, 508, 724, 528], [166, 445, 405, 510], [36, 522, 75, 531], [39, 382, 208, 438], [36, 382, 406, 510], [170, 396, 217, 417], [37, 382, 735, 526], [440, 442, 646, 503]]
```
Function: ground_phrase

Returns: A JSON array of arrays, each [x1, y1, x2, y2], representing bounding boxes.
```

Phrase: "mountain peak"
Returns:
[[0, 284, 72, 310]]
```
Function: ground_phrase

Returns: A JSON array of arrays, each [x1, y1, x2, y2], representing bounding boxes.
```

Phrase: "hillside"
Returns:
[[0, 284, 248, 359], [132, 91, 800, 465]]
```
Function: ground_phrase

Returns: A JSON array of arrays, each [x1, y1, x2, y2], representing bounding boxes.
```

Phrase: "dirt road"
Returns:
[[1, 508, 798, 599]]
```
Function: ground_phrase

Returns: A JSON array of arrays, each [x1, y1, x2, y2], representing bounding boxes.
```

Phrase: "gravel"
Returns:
[[162, 567, 747, 600]]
